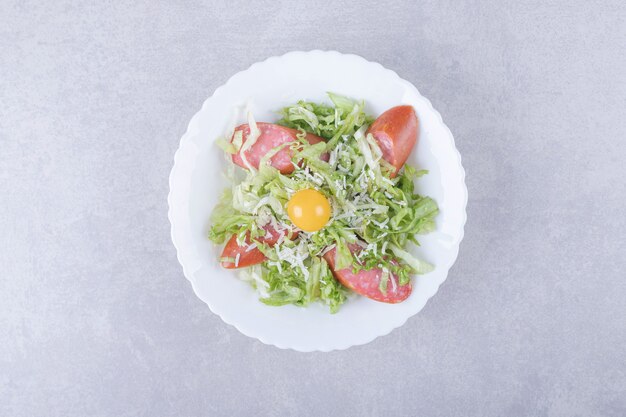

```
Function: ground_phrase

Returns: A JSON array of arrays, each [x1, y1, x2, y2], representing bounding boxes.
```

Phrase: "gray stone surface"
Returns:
[[1, 1, 625, 416]]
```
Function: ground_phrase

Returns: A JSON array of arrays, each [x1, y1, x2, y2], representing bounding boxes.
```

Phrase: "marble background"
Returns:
[[1, 1, 625, 416]]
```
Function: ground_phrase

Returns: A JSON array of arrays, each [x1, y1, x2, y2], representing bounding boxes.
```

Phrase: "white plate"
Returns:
[[168, 50, 467, 352]]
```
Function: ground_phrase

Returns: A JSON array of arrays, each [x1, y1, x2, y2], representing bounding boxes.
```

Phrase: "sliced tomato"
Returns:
[[323, 243, 411, 303], [366, 105, 418, 177], [231, 123, 326, 174], [220, 224, 298, 269]]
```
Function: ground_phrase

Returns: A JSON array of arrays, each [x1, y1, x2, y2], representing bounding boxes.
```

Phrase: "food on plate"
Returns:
[[366, 105, 418, 177], [220, 224, 298, 269], [231, 122, 326, 174], [287, 189, 331, 232], [323, 243, 411, 303], [209, 93, 438, 313]]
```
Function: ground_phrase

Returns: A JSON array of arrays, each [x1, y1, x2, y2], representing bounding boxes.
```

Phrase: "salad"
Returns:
[[209, 93, 438, 313]]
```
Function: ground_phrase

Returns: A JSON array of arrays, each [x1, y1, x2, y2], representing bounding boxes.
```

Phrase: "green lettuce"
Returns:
[[209, 92, 438, 312]]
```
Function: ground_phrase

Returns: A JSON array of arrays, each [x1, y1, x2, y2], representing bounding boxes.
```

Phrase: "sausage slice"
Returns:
[[323, 244, 412, 303], [366, 105, 418, 177]]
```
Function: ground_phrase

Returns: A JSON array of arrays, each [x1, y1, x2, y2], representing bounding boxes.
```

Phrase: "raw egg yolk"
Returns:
[[287, 189, 331, 232]]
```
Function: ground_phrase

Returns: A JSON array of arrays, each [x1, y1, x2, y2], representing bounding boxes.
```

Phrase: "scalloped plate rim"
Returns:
[[168, 50, 467, 352]]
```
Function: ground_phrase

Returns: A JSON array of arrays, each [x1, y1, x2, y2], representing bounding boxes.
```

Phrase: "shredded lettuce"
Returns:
[[208, 189, 255, 244], [378, 266, 390, 295], [236, 112, 261, 171], [258, 256, 346, 313], [389, 244, 434, 277], [328, 92, 356, 114], [216, 136, 238, 154], [208, 93, 438, 313], [277, 93, 373, 143]]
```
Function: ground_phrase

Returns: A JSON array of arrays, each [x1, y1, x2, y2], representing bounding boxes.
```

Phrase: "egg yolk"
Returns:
[[287, 189, 331, 232]]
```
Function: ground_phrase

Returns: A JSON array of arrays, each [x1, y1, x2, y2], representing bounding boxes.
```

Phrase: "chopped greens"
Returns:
[[209, 93, 438, 313]]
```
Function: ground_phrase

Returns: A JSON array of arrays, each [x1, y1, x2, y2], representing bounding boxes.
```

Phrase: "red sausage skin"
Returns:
[[323, 244, 412, 303], [231, 123, 326, 174], [220, 225, 297, 269], [366, 105, 418, 177]]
